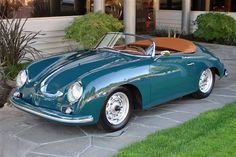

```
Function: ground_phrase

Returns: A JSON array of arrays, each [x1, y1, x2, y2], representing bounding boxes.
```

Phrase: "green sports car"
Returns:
[[10, 32, 227, 131]]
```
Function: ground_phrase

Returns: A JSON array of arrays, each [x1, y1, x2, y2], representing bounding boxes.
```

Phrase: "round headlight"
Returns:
[[67, 82, 83, 103], [16, 70, 27, 88]]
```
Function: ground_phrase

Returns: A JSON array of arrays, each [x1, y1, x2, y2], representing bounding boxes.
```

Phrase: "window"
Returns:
[[0, 0, 87, 18], [105, 0, 123, 20], [191, 0, 236, 12], [211, 0, 236, 12], [231, 1, 236, 12], [191, 0, 205, 11], [160, 0, 182, 10], [89, 0, 123, 20]]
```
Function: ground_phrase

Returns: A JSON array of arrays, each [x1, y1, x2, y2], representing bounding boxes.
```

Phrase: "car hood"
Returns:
[[29, 50, 141, 94]]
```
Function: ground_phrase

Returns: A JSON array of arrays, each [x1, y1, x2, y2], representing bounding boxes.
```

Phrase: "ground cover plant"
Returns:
[[115, 102, 236, 157]]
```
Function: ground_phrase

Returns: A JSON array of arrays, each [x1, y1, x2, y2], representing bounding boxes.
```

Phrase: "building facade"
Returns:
[[1, 0, 235, 54]]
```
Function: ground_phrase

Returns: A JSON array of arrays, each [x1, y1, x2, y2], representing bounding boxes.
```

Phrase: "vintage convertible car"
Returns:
[[10, 32, 227, 131]]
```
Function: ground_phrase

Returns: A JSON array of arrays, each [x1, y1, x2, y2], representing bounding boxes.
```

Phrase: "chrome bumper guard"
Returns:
[[224, 69, 228, 77]]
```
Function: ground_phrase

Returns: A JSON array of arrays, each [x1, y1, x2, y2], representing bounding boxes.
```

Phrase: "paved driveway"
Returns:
[[0, 43, 235, 157]]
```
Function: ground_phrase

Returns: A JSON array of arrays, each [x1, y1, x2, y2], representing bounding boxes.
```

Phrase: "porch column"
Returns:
[[93, 0, 105, 13], [205, 0, 210, 11], [181, 0, 191, 34], [124, 0, 136, 34], [153, 0, 160, 29], [154, 0, 160, 11]]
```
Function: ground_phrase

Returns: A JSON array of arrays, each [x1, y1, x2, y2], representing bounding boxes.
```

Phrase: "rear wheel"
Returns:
[[99, 87, 132, 132], [193, 68, 215, 99]]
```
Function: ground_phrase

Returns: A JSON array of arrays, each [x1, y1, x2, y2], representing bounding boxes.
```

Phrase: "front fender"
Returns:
[[76, 61, 151, 122], [199, 56, 225, 78], [197, 44, 225, 77]]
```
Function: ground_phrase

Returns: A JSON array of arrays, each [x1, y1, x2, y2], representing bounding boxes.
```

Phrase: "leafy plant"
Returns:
[[4, 62, 30, 79], [0, 15, 41, 68], [65, 12, 123, 48], [194, 13, 236, 45]]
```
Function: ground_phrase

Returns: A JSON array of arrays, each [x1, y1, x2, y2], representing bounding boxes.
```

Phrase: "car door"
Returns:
[[147, 54, 196, 108]]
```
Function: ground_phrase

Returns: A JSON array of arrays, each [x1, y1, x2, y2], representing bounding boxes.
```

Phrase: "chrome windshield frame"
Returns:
[[94, 32, 156, 57]]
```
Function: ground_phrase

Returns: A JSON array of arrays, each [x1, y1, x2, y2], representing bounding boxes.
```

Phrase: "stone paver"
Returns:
[[92, 135, 140, 150], [17, 123, 86, 144], [80, 146, 115, 157], [0, 43, 236, 157], [131, 116, 180, 128], [32, 137, 90, 157], [160, 111, 196, 122]]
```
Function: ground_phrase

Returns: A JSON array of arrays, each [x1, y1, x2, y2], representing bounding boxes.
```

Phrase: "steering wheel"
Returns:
[[127, 45, 146, 54]]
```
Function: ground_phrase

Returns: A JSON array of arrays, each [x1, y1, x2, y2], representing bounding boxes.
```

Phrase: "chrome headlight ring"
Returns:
[[67, 81, 83, 103]]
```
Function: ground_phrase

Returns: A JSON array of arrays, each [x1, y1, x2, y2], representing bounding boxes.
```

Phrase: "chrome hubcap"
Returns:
[[199, 69, 213, 93], [105, 92, 129, 125]]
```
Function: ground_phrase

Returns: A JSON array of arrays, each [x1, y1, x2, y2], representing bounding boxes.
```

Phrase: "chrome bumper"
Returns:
[[10, 96, 94, 124]]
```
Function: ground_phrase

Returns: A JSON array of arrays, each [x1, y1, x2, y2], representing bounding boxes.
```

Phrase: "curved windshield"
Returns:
[[94, 32, 155, 56]]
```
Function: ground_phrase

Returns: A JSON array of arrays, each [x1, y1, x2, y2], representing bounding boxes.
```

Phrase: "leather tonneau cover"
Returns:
[[130, 37, 197, 53]]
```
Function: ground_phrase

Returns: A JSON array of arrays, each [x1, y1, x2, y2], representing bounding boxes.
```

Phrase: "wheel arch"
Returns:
[[120, 84, 143, 110], [210, 67, 220, 76]]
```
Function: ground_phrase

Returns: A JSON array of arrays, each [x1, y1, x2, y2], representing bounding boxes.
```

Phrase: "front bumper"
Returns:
[[10, 95, 94, 124]]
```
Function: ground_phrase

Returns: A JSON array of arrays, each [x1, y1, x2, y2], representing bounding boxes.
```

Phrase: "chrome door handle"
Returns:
[[187, 62, 195, 66]]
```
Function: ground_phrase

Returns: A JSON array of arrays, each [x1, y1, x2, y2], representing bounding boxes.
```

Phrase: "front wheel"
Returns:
[[99, 87, 132, 132], [193, 68, 215, 99]]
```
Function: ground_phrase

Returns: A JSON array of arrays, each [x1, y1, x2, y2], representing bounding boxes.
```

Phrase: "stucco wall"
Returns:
[[23, 16, 81, 57]]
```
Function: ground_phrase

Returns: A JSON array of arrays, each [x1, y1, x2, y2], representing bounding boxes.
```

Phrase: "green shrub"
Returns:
[[193, 13, 236, 44], [65, 12, 123, 48]]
